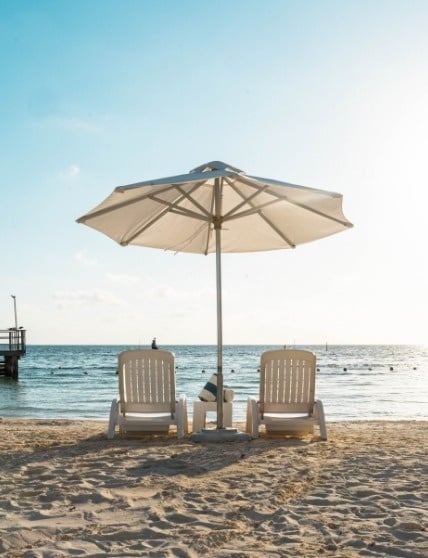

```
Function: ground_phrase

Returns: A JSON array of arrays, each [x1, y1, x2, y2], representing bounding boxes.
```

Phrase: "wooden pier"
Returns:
[[0, 328, 26, 379]]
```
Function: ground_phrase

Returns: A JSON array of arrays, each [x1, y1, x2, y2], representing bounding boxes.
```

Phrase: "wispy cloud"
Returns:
[[67, 164, 80, 177], [146, 285, 215, 300], [106, 272, 140, 285], [74, 250, 98, 267], [60, 164, 81, 179], [52, 289, 122, 306]]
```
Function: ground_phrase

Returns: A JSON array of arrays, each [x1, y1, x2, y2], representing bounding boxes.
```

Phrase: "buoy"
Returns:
[[343, 367, 347, 372]]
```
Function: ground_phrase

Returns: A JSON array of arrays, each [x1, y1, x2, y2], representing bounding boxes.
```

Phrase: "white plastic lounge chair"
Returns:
[[108, 349, 188, 439], [246, 349, 327, 440]]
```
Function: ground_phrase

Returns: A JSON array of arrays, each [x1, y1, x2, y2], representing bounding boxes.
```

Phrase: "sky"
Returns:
[[1, 0, 427, 345]]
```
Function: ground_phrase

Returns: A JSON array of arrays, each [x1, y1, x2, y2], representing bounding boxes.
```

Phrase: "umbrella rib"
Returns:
[[222, 177, 272, 220], [122, 205, 210, 246], [78, 181, 210, 223], [224, 178, 287, 222], [120, 183, 209, 245], [283, 200, 351, 227], [120, 205, 171, 245], [222, 180, 293, 247], [224, 198, 282, 222], [225, 176, 349, 245], [77, 183, 184, 222], [235, 174, 352, 228], [257, 211, 296, 247], [138, 182, 212, 223], [169, 207, 211, 222], [174, 185, 212, 219]]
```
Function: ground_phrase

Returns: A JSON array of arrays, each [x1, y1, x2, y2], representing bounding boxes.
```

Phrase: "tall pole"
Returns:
[[214, 178, 224, 429], [11, 295, 18, 330]]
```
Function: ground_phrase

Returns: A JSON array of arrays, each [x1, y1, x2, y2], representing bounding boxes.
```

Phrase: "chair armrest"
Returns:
[[314, 399, 327, 441], [107, 397, 120, 440], [176, 394, 188, 438], [246, 397, 259, 438]]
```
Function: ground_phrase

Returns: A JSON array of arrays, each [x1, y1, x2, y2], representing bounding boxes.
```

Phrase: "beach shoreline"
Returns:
[[0, 419, 426, 557]]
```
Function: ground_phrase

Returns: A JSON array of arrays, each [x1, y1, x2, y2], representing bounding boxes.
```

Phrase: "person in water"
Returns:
[[151, 337, 158, 349]]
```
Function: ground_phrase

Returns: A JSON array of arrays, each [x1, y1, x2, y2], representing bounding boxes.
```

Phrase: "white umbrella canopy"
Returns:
[[77, 161, 352, 253], [77, 161, 353, 434]]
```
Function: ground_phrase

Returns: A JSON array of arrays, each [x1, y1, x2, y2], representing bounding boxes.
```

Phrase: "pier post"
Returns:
[[4, 355, 19, 379]]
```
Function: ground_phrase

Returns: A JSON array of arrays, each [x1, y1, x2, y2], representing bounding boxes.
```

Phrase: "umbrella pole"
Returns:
[[215, 224, 224, 429], [214, 177, 224, 429]]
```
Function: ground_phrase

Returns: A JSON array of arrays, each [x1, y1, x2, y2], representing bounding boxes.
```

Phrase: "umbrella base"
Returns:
[[190, 428, 251, 443]]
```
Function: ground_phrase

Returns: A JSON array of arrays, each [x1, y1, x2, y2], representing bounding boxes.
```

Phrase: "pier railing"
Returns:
[[0, 328, 26, 355]]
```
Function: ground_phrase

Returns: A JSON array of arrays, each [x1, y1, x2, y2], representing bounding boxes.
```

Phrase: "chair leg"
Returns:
[[108, 399, 119, 440], [245, 398, 252, 434], [183, 397, 189, 435], [176, 396, 188, 438], [314, 400, 327, 441], [246, 398, 259, 438]]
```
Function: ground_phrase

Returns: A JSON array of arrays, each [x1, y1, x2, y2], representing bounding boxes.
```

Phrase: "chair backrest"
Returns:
[[118, 350, 176, 415], [259, 350, 316, 415]]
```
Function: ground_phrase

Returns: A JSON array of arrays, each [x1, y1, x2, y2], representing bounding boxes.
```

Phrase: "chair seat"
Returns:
[[263, 413, 315, 433], [119, 412, 173, 421], [263, 413, 311, 421]]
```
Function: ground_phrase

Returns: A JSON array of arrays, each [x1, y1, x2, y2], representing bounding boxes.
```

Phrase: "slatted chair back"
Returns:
[[118, 350, 176, 416], [260, 350, 316, 417]]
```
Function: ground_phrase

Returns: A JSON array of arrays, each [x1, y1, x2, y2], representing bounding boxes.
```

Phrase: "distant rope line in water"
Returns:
[[45, 362, 419, 375]]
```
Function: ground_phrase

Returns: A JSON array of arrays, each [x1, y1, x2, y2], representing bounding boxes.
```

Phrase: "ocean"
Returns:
[[0, 345, 426, 423]]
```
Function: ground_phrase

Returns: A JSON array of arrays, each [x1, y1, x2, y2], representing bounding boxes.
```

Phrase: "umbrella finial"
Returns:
[[190, 161, 244, 174]]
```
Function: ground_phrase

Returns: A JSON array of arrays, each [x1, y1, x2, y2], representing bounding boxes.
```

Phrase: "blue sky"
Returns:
[[1, 0, 427, 345]]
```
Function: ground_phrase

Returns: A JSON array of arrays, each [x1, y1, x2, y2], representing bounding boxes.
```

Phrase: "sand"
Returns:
[[0, 419, 426, 558]]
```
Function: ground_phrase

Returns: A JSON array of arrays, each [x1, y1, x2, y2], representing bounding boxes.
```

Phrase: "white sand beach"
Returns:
[[0, 419, 426, 557]]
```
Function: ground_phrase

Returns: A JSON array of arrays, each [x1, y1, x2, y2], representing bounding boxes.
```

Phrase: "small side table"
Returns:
[[192, 401, 233, 433]]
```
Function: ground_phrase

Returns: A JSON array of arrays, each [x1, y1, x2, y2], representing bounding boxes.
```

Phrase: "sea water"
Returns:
[[0, 345, 426, 422]]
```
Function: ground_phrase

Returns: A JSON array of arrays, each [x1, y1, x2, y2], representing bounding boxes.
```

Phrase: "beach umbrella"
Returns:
[[76, 161, 353, 437]]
